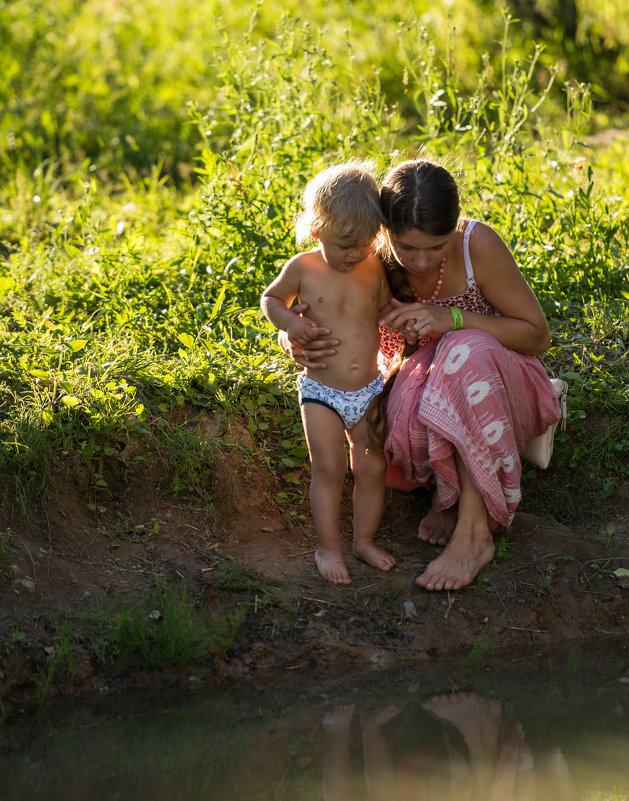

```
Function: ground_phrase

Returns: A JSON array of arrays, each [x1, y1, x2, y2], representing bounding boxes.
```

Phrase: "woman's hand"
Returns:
[[380, 297, 454, 341], [278, 303, 338, 369]]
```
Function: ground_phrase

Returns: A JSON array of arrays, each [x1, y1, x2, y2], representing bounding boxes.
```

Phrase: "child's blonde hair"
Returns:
[[295, 159, 384, 245]]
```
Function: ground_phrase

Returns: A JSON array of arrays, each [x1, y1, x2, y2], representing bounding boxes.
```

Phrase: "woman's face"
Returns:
[[388, 228, 453, 277]]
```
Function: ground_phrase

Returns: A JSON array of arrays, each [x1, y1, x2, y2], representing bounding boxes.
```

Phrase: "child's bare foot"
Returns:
[[352, 541, 396, 572], [361, 704, 400, 731], [418, 508, 457, 545], [323, 704, 355, 733], [315, 548, 352, 584], [416, 522, 495, 591]]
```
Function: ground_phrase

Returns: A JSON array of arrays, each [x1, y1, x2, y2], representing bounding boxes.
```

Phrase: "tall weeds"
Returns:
[[0, 8, 625, 518]]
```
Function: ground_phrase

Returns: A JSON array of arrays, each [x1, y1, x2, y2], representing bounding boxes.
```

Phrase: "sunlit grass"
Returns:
[[0, 3, 626, 524]]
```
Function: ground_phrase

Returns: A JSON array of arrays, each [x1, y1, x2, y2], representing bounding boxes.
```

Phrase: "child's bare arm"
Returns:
[[272, 301, 321, 346], [378, 299, 396, 321], [376, 266, 396, 322], [261, 256, 321, 346]]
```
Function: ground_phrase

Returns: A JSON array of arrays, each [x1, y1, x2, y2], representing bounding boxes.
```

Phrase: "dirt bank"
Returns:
[[1, 416, 628, 707]]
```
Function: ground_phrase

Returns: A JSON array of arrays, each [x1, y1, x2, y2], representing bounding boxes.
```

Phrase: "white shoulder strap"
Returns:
[[463, 219, 477, 287]]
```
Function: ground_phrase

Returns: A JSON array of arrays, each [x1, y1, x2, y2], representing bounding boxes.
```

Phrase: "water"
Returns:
[[2, 655, 629, 800]]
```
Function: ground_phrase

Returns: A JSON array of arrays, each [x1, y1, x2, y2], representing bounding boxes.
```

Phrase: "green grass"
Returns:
[[33, 620, 78, 704], [83, 574, 246, 673], [0, 1, 626, 528], [0, 1, 626, 180], [29, 562, 281, 692], [0, 530, 12, 565], [464, 627, 498, 666]]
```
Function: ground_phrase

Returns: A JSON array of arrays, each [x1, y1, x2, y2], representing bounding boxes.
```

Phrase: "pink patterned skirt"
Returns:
[[383, 330, 561, 527]]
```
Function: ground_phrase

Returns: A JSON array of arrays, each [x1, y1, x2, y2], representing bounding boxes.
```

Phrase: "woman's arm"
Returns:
[[468, 222, 551, 354], [380, 224, 551, 356]]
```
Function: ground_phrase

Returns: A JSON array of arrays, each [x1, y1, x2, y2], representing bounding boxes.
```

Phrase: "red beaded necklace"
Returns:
[[413, 257, 445, 304]]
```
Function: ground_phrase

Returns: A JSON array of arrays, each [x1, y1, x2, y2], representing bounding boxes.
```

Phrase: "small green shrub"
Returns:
[[84, 575, 245, 673], [34, 621, 78, 704]]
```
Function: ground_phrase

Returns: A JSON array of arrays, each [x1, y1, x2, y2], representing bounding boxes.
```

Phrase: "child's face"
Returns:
[[314, 229, 375, 273]]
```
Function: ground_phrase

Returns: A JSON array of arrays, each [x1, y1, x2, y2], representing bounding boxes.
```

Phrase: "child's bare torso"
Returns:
[[297, 250, 388, 391]]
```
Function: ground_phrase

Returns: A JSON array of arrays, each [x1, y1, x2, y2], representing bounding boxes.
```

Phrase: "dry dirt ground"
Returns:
[[1, 416, 628, 708]]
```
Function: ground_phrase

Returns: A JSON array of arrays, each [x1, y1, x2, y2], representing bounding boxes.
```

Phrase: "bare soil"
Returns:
[[1, 414, 628, 708]]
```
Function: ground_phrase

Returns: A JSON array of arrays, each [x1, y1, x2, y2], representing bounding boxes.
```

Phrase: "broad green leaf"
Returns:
[[61, 396, 81, 407], [178, 332, 195, 349], [613, 568, 629, 578], [0, 276, 15, 298], [68, 339, 89, 352]]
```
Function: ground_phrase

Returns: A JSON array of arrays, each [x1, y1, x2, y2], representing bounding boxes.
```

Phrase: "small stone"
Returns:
[[369, 650, 396, 668], [403, 600, 417, 618]]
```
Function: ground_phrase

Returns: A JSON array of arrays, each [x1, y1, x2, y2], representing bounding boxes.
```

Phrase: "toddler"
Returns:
[[261, 161, 396, 584]]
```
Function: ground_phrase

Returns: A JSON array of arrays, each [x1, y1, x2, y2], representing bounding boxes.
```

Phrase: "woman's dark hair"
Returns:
[[378, 159, 461, 304], [380, 159, 460, 238], [368, 160, 461, 452]]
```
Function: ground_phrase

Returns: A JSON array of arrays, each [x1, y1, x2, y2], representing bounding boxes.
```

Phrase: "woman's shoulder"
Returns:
[[461, 218, 506, 249], [462, 219, 515, 273]]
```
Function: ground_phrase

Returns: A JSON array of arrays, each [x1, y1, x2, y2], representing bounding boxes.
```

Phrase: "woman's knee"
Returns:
[[434, 329, 505, 376], [440, 329, 501, 351]]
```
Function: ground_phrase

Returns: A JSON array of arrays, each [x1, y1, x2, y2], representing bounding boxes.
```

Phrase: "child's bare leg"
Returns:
[[347, 416, 396, 572], [322, 705, 357, 801], [302, 403, 351, 584], [416, 452, 495, 591], [361, 705, 400, 801]]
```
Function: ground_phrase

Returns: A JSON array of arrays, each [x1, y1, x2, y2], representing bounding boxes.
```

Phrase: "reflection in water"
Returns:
[[322, 694, 577, 801], [1, 669, 629, 801]]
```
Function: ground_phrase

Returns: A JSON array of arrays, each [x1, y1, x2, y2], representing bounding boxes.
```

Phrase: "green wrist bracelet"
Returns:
[[450, 306, 464, 331]]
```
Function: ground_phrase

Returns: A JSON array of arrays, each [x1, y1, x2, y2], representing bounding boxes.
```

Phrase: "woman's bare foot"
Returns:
[[415, 521, 495, 591], [419, 508, 505, 547], [315, 548, 352, 584], [423, 693, 501, 756], [352, 541, 397, 572], [418, 507, 458, 545]]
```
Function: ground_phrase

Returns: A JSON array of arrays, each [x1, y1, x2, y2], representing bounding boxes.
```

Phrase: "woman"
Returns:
[[281, 159, 560, 592]]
